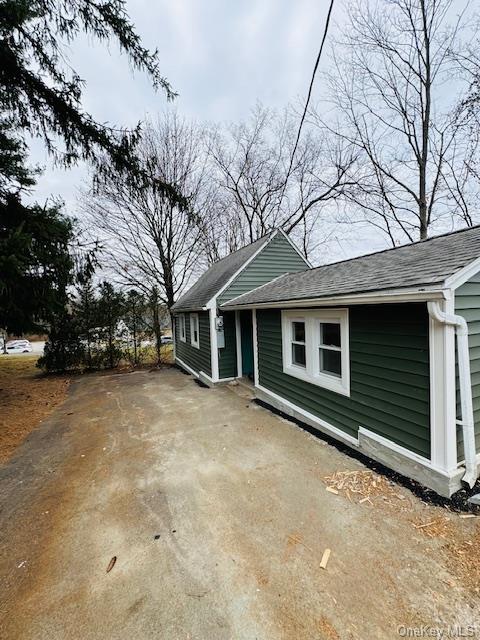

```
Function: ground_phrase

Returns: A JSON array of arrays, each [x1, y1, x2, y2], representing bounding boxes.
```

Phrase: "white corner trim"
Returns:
[[255, 383, 359, 446], [207, 300, 219, 382], [358, 426, 435, 469], [235, 310, 242, 378], [207, 231, 276, 307], [444, 258, 480, 290], [277, 227, 313, 268], [429, 298, 458, 473], [252, 309, 259, 386]]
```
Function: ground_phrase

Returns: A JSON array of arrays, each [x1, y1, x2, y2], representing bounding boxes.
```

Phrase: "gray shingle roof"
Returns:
[[171, 232, 273, 312], [222, 225, 480, 308]]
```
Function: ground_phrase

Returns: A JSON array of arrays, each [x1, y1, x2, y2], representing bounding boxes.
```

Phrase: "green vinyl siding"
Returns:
[[174, 311, 211, 376], [257, 303, 431, 457], [219, 311, 237, 379], [455, 272, 480, 461], [217, 233, 308, 305]]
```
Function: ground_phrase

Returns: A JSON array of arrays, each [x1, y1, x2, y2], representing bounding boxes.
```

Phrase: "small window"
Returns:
[[179, 314, 186, 342], [281, 309, 350, 396], [319, 322, 341, 378], [190, 313, 200, 348], [291, 321, 306, 367]]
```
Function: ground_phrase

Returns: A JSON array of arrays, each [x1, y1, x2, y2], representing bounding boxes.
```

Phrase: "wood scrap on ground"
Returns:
[[412, 517, 452, 538], [323, 469, 410, 509], [320, 548, 331, 570]]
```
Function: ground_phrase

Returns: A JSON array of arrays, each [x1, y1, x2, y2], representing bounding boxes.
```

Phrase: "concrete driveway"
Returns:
[[0, 368, 478, 639]]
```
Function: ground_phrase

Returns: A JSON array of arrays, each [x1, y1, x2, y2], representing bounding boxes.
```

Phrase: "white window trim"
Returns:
[[179, 314, 186, 343], [281, 308, 350, 397], [190, 313, 200, 349]]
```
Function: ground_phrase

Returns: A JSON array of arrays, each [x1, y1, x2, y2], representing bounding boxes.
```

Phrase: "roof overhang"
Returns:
[[221, 286, 449, 311], [171, 306, 208, 314]]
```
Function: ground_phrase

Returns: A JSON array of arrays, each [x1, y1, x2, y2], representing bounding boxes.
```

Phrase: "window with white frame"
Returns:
[[291, 320, 306, 367], [179, 314, 186, 342], [281, 309, 350, 396], [190, 313, 200, 348]]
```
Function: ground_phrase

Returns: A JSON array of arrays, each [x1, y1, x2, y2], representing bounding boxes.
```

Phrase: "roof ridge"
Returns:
[[309, 224, 480, 273]]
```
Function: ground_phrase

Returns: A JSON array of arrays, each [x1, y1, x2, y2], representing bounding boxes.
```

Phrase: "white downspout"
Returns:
[[427, 301, 478, 488]]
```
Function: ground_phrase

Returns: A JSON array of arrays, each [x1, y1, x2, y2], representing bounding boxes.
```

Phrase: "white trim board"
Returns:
[[252, 309, 259, 386], [207, 300, 219, 382], [223, 288, 446, 311], [428, 298, 458, 473], [235, 311, 242, 378], [445, 258, 480, 290]]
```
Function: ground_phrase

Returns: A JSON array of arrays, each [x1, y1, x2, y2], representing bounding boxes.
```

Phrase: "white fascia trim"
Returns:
[[235, 310, 242, 378], [217, 376, 236, 382], [206, 231, 277, 308], [277, 228, 313, 268], [255, 383, 359, 446], [223, 288, 447, 311], [444, 258, 480, 290], [175, 356, 199, 378]]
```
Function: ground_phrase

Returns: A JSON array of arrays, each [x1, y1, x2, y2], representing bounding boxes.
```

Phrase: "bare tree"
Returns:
[[207, 103, 357, 258], [80, 112, 209, 308], [318, 0, 474, 244]]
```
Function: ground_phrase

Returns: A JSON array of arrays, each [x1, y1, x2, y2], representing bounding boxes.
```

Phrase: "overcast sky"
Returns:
[[28, 0, 387, 264]]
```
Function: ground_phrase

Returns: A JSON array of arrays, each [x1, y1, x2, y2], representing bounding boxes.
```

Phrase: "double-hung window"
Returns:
[[179, 314, 186, 342], [291, 320, 306, 368], [190, 313, 200, 349], [282, 309, 349, 396]]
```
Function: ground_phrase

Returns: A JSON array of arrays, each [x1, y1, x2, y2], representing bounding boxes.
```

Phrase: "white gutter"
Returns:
[[427, 301, 478, 488]]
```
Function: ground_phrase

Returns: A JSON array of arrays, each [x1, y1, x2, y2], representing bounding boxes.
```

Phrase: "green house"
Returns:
[[220, 226, 480, 497], [171, 228, 310, 384]]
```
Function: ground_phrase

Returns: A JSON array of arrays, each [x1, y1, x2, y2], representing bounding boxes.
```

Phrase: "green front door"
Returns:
[[240, 310, 254, 378]]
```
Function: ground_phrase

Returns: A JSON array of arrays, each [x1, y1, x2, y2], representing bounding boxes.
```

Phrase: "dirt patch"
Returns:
[[0, 355, 70, 463]]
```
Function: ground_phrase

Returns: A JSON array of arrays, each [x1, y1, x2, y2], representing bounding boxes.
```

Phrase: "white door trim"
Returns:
[[252, 309, 259, 386], [235, 310, 242, 378]]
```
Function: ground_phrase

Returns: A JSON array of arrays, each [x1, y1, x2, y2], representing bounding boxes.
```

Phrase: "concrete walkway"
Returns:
[[0, 368, 478, 639]]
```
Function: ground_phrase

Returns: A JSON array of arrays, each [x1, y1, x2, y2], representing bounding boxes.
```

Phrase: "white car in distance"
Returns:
[[5, 340, 33, 354]]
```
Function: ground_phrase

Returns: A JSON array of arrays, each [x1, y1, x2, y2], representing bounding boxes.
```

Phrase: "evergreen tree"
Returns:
[[0, 0, 179, 198], [0, 192, 75, 334], [74, 276, 97, 369], [125, 289, 145, 365], [96, 281, 125, 369]]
